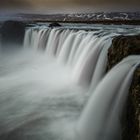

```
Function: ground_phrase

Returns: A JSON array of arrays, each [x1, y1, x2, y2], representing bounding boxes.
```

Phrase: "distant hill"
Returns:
[[0, 12, 140, 25]]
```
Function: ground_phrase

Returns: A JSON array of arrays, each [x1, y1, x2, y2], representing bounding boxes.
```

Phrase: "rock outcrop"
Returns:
[[107, 35, 140, 70], [0, 20, 26, 51], [48, 22, 61, 28], [107, 35, 140, 140]]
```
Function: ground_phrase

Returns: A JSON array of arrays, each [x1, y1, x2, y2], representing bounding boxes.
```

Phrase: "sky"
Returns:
[[0, 0, 140, 13]]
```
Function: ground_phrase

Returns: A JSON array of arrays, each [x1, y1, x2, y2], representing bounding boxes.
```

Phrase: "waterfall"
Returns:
[[24, 27, 116, 87], [76, 56, 140, 140], [0, 25, 139, 140]]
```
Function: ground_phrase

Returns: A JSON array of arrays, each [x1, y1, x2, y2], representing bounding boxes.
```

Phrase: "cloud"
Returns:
[[0, 0, 31, 8], [0, 0, 139, 9]]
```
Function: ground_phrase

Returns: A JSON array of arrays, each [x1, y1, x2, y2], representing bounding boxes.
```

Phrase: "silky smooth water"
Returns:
[[0, 25, 140, 140]]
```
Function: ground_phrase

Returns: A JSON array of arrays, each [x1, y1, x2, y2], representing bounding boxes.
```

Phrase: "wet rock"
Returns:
[[0, 20, 26, 51], [107, 35, 140, 140], [107, 35, 140, 70], [48, 22, 61, 28]]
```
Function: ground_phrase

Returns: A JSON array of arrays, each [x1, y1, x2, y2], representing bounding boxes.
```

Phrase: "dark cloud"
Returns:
[[0, 0, 31, 8], [74, 0, 140, 5]]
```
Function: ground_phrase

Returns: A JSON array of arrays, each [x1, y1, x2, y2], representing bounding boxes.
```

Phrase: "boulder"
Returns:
[[0, 20, 26, 51], [107, 35, 140, 140], [48, 22, 61, 28]]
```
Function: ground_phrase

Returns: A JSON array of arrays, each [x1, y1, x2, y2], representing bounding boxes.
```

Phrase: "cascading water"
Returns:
[[77, 56, 140, 140], [24, 27, 116, 86], [0, 24, 140, 140]]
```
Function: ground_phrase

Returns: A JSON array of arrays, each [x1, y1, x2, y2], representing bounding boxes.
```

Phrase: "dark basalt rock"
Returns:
[[48, 22, 61, 28], [107, 35, 140, 70], [0, 20, 26, 51], [107, 35, 140, 140]]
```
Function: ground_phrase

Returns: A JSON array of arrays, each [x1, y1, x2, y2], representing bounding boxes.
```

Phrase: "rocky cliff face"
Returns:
[[0, 21, 26, 51], [107, 35, 140, 140], [107, 35, 140, 70]]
